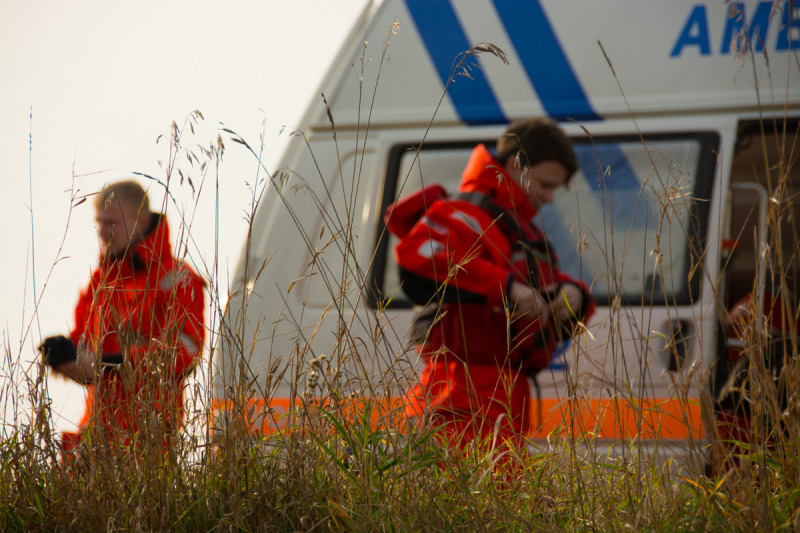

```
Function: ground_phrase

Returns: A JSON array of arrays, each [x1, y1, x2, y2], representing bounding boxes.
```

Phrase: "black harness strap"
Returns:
[[453, 191, 557, 291], [453, 191, 559, 356], [406, 189, 579, 376]]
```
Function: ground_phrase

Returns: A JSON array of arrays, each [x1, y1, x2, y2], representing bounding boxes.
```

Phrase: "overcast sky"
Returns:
[[0, 0, 371, 434]]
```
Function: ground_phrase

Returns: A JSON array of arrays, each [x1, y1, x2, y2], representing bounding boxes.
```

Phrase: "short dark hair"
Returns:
[[496, 118, 578, 183], [94, 180, 150, 215]]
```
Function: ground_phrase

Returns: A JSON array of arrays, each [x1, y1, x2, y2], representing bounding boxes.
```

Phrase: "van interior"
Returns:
[[724, 119, 799, 311]]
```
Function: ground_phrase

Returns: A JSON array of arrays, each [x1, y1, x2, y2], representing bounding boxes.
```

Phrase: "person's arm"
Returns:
[[394, 201, 514, 309], [38, 281, 96, 384], [126, 265, 205, 380], [52, 356, 95, 384], [40, 333, 121, 384], [166, 267, 205, 380]]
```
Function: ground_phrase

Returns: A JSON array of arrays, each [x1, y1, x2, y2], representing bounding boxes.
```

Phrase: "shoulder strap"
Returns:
[[453, 192, 554, 252], [453, 191, 523, 240], [453, 191, 558, 288]]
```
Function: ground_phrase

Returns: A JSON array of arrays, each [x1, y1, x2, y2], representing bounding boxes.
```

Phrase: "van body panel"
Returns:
[[308, 1, 800, 129]]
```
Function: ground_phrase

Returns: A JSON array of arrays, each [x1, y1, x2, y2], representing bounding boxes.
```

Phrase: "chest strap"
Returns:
[[452, 191, 557, 289]]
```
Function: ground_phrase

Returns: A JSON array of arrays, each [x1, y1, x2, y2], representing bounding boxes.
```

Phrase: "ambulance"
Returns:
[[212, 0, 800, 462]]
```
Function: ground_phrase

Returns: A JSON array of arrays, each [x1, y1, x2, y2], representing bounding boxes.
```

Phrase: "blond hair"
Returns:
[[94, 180, 150, 216]]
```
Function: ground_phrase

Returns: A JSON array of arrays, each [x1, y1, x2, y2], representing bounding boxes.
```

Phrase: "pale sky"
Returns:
[[0, 0, 371, 434]]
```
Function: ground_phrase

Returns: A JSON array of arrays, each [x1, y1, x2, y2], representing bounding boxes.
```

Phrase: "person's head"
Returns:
[[94, 180, 152, 257], [497, 118, 577, 208]]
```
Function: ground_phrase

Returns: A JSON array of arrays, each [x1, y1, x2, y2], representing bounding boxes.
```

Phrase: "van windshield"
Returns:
[[377, 133, 718, 307]]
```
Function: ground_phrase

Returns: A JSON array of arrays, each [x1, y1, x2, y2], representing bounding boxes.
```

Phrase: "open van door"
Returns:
[[711, 120, 799, 468]]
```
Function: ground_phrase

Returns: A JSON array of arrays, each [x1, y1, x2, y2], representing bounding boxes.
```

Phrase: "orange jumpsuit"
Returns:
[[389, 145, 594, 451], [64, 214, 204, 449]]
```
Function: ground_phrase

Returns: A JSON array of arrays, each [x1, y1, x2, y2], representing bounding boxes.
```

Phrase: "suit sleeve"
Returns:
[[393, 201, 512, 309], [129, 265, 205, 379], [165, 267, 205, 378]]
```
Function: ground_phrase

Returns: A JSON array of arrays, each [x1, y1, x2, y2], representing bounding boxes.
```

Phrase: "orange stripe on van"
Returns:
[[528, 397, 703, 440], [210, 396, 703, 441]]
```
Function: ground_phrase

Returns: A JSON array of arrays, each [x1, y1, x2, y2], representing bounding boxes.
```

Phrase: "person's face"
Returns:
[[507, 158, 569, 208], [522, 161, 569, 208], [95, 201, 141, 256]]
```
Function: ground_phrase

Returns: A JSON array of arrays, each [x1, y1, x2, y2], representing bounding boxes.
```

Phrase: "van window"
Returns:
[[374, 133, 718, 307]]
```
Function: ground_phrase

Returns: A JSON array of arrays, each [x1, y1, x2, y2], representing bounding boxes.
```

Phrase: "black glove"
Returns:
[[37, 335, 77, 369]]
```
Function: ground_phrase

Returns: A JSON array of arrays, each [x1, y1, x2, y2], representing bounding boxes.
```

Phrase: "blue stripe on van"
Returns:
[[575, 144, 640, 191], [574, 143, 648, 233], [404, 0, 508, 124], [492, 0, 601, 122]]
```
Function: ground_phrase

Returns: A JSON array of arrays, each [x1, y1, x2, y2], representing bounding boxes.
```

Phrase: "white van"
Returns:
[[212, 0, 800, 460]]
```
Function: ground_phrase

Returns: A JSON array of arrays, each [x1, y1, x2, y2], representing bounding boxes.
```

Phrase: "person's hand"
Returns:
[[37, 335, 77, 368], [508, 281, 549, 322], [542, 283, 583, 322]]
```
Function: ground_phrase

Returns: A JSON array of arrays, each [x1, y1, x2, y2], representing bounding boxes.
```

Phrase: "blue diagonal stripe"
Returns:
[[404, 0, 508, 125], [576, 144, 640, 191], [574, 143, 648, 231], [492, 0, 601, 122]]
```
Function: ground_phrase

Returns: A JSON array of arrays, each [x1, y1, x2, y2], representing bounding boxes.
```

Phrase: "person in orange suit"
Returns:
[[39, 180, 205, 456], [386, 119, 594, 454]]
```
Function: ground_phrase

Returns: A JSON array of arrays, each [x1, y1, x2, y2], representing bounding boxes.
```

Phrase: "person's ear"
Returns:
[[136, 210, 152, 234]]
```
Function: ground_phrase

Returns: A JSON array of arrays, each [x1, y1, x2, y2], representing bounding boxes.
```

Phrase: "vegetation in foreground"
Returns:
[[1, 381, 799, 532]]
